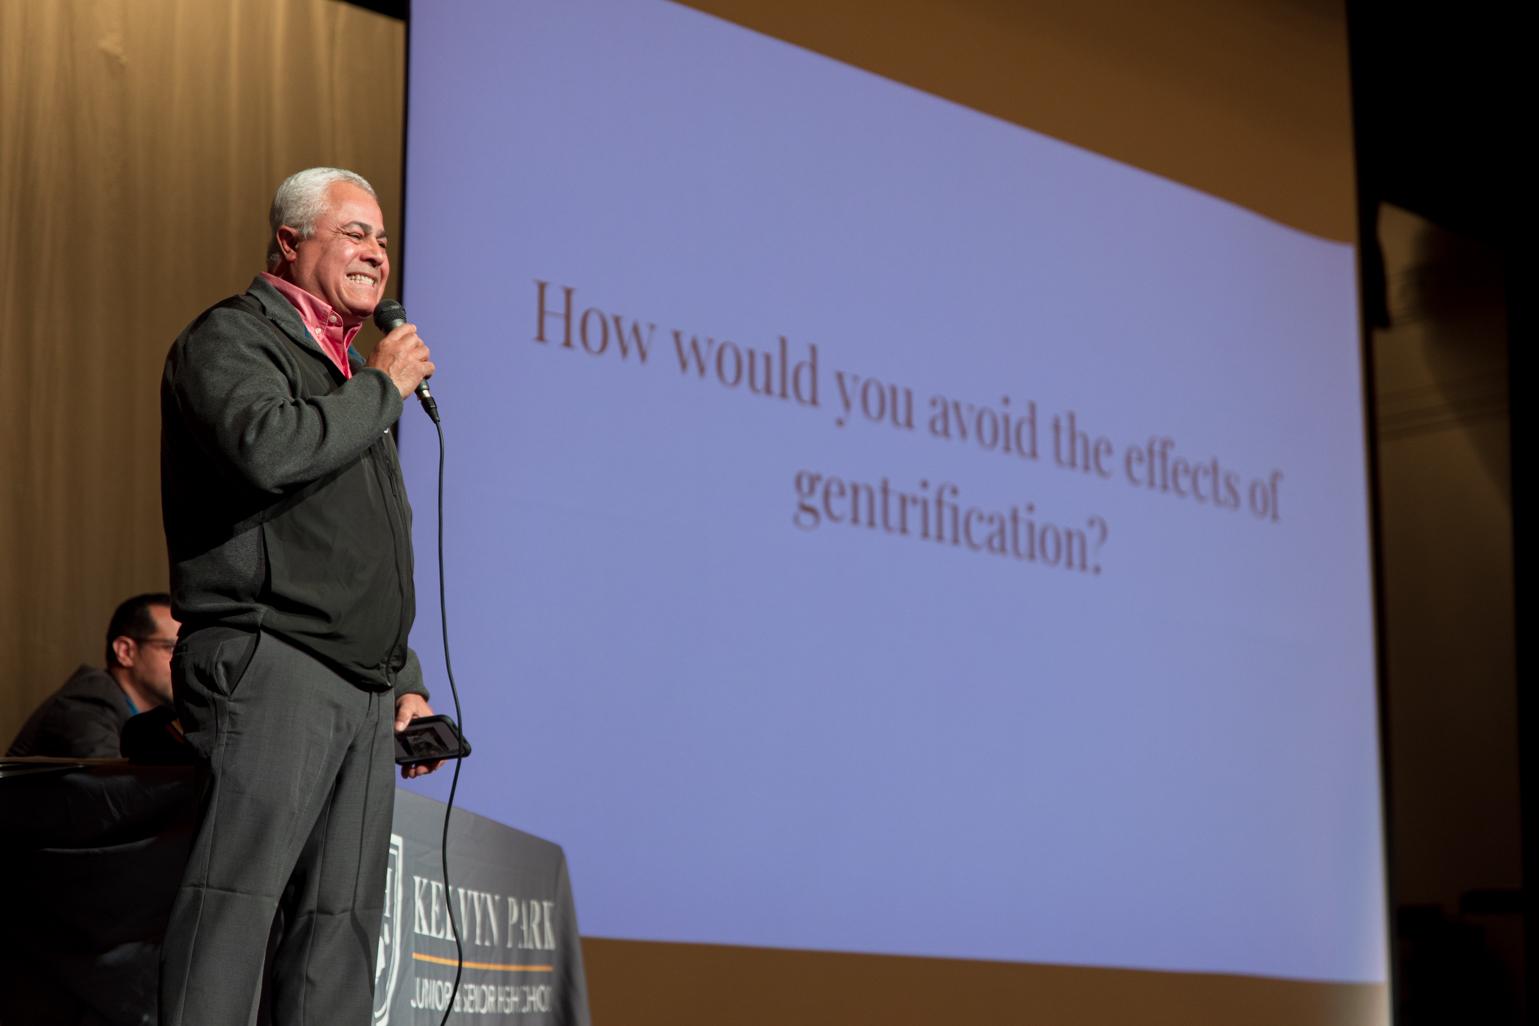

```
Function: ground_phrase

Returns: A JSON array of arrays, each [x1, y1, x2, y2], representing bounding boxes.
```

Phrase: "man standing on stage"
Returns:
[[159, 167, 439, 1024]]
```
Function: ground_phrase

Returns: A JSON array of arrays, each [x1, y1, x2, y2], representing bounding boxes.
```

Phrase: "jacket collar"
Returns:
[[246, 274, 326, 355]]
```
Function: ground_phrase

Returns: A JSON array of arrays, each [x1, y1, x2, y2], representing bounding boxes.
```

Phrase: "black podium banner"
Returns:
[[379, 789, 590, 1026]]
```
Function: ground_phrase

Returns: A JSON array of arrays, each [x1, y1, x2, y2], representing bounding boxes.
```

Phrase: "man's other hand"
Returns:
[[394, 692, 443, 779]]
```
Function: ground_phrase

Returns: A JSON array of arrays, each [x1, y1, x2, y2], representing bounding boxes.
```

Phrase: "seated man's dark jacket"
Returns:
[[5, 665, 131, 757], [161, 276, 425, 697]]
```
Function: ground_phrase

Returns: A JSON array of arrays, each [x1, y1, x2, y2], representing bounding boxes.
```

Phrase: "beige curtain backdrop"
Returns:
[[0, 0, 403, 737]]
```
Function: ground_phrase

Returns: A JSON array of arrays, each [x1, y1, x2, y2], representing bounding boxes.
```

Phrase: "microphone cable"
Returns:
[[430, 407, 468, 1026]]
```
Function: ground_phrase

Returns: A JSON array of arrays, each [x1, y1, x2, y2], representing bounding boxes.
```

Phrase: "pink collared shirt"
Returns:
[[260, 272, 359, 379]]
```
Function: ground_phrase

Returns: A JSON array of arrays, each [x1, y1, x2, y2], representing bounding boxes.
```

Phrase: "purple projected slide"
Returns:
[[399, 0, 1387, 984]]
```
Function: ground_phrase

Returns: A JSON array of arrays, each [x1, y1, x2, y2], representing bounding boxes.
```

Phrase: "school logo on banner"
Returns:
[[374, 833, 406, 1025]]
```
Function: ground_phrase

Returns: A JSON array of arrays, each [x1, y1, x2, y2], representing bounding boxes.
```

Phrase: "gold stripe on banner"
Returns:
[[411, 953, 555, 973], [583, 938, 1389, 1026], [674, 0, 1356, 244]]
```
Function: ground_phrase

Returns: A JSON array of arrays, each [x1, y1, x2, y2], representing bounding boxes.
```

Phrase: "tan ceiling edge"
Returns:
[[675, 0, 1357, 245]]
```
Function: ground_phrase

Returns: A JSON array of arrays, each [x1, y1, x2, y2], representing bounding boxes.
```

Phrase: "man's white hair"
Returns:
[[266, 167, 377, 268]]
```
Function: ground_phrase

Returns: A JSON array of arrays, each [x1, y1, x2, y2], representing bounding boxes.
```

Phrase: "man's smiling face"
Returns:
[[277, 181, 389, 326]]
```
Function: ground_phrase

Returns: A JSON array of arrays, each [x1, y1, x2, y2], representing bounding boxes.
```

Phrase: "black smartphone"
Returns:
[[394, 714, 472, 765]]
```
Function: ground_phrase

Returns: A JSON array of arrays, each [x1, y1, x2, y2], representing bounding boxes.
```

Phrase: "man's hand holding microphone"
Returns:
[[369, 299, 438, 421]]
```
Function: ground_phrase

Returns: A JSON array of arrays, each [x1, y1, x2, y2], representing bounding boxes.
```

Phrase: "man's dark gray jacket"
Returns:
[[161, 276, 425, 697], [5, 665, 132, 757]]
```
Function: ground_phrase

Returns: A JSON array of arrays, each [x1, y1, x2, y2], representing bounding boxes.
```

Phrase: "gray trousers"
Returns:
[[160, 628, 394, 1026]]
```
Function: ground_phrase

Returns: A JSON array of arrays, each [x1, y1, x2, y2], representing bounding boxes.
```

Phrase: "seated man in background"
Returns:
[[6, 592, 180, 757]]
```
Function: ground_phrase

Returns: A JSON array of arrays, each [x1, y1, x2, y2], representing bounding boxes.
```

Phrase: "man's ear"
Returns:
[[110, 635, 137, 669], [275, 225, 303, 263]]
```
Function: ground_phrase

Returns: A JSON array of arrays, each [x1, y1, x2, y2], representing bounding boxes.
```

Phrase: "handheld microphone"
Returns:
[[373, 299, 439, 423]]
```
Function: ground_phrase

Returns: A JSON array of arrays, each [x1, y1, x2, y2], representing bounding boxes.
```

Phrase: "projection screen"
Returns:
[[398, 0, 1388, 1018]]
